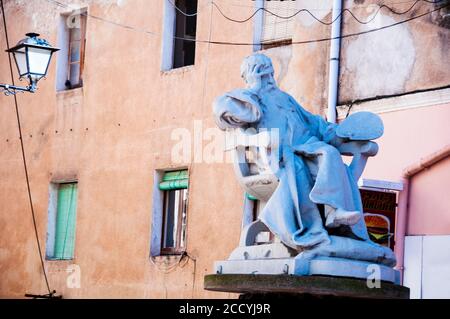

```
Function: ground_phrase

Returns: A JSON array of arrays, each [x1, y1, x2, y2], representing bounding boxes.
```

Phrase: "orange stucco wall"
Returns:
[[1, 0, 449, 298], [0, 0, 255, 299]]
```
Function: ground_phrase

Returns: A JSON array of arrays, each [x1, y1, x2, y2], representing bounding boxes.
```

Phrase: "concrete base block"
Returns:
[[204, 274, 410, 299], [214, 256, 401, 284]]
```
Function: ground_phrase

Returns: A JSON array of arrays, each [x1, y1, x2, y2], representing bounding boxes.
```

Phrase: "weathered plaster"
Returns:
[[339, 0, 450, 104], [344, 13, 416, 100], [296, 0, 333, 27]]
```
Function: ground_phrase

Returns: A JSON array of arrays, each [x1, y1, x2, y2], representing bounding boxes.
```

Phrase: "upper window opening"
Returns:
[[173, 0, 198, 68], [56, 11, 87, 91]]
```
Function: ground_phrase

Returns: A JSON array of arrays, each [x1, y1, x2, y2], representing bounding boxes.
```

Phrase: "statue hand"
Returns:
[[245, 64, 263, 93]]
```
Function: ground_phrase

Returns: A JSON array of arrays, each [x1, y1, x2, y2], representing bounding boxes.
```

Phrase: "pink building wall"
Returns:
[[407, 157, 450, 235], [362, 102, 450, 236]]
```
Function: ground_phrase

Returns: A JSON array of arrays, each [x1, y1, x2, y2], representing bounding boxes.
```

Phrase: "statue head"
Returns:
[[240, 54, 276, 91]]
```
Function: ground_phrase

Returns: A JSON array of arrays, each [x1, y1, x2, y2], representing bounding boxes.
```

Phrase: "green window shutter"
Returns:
[[54, 183, 78, 260], [159, 170, 189, 191]]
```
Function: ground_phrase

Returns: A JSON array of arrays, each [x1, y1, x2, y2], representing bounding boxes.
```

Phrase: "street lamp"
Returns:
[[1, 33, 59, 95]]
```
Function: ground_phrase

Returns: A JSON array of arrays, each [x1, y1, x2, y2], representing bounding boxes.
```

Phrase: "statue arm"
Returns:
[[213, 89, 262, 130], [287, 94, 345, 148]]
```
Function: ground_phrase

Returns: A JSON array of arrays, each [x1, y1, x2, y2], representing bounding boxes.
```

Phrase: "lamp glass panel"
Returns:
[[27, 46, 52, 79], [13, 48, 28, 76]]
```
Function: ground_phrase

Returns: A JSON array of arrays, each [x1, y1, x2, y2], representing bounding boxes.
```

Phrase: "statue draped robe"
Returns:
[[214, 86, 370, 251]]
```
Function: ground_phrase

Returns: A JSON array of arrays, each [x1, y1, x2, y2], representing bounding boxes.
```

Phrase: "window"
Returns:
[[256, 0, 296, 50], [66, 14, 86, 89], [159, 170, 189, 255], [46, 182, 78, 260], [56, 11, 87, 91], [161, 0, 197, 70], [173, 0, 197, 68]]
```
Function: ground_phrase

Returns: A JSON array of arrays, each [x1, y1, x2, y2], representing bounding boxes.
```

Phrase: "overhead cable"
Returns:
[[42, 0, 449, 46]]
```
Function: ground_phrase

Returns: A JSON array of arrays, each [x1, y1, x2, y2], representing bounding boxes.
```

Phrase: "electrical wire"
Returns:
[[172, 0, 430, 17], [173, 2, 450, 46], [212, 0, 445, 24], [170, 0, 445, 26], [167, 0, 212, 17], [43, 0, 449, 46], [0, 0, 52, 296], [46, 0, 157, 36], [214, 0, 428, 11]]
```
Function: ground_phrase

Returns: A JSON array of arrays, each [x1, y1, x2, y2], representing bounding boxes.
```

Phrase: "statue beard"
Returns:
[[245, 74, 277, 94]]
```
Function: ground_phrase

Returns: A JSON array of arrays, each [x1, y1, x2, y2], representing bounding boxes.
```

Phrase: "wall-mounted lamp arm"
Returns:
[[0, 81, 37, 95]]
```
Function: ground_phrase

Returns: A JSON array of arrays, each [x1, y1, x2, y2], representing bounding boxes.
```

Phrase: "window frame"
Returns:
[[150, 169, 190, 258], [172, 0, 198, 69], [66, 13, 87, 89], [160, 188, 188, 255], [161, 0, 197, 71], [46, 181, 79, 261]]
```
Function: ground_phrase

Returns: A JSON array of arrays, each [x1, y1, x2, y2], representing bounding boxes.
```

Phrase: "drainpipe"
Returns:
[[395, 177, 409, 284], [395, 144, 450, 284], [253, 0, 264, 52], [327, 0, 343, 124]]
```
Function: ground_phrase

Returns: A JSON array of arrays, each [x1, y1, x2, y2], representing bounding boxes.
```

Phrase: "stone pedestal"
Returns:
[[204, 274, 410, 299], [214, 256, 400, 284]]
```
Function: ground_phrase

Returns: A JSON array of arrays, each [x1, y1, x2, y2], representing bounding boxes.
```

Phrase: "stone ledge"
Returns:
[[204, 274, 410, 299], [215, 256, 400, 284]]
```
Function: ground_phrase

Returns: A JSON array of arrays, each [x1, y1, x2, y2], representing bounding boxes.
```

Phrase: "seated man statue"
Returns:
[[213, 53, 395, 268]]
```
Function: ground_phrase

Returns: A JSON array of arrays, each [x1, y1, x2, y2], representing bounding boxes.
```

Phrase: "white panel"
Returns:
[[358, 178, 404, 191], [161, 0, 176, 71], [422, 235, 450, 299], [403, 236, 423, 299], [56, 15, 70, 91], [253, 0, 264, 51], [45, 183, 59, 258], [150, 171, 164, 257], [262, 1, 296, 43]]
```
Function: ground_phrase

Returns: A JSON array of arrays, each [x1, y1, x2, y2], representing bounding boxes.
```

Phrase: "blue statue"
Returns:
[[213, 54, 397, 278]]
